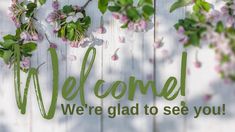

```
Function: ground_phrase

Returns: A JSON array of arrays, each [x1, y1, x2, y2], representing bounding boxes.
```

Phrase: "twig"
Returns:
[[45, 33, 52, 44], [80, 0, 93, 11]]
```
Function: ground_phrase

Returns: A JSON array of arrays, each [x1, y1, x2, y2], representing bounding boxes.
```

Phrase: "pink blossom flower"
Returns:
[[226, 16, 235, 27], [179, 35, 188, 45], [120, 14, 128, 24], [194, 60, 202, 68], [203, 94, 212, 102], [177, 26, 185, 34], [139, 20, 148, 31], [46, 11, 60, 23], [111, 48, 119, 61], [128, 22, 134, 30], [118, 36, 125, 43], [20, 31, 30, 41], [97, 26, 106, 34], [207, 10, 221, 22], [70, 41, 79, 48], [62, 37, 67, 42], [31, 33, 39, 41], [153, 37, 164, 49], [60, 14, 66, 19], [111, 54, 118, 61], [221, 6, 228, 15], [14, 21, 21, 28], [52, 1, 59, 10], [214, 65, 222, 73], [20, 57, 31, 70], [50, 43, 57, 49], [112, 13, 120, 19]]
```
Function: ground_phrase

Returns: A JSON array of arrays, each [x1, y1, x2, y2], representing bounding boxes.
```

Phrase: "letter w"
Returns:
[[14, 45, 59, 119]]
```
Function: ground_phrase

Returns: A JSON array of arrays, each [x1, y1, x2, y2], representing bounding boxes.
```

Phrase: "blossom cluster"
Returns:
[[0, 0, 45, 71], [112, 13, 149, 32], [9, 0, 43, 42], [108, 0, 154, 32], [175, 0, 235, 82], [46, 1, 91, 48]]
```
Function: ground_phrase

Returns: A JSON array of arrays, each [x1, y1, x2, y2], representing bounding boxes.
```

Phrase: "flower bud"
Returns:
[[97, 26, 106, 34], [194, 60, 202, 68], [20, 31, 30, 41], [50, 43, 57, 49], [52, 1, 59, 10]]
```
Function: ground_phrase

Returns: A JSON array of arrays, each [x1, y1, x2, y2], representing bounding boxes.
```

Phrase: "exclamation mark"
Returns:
[[222, 104, 226, 115]]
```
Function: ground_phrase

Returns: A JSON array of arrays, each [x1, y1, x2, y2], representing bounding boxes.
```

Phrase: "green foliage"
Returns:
[[25, 2, 37, 17], [175, 18, 206, 47], [138, 0, 152, 6], [126, 7, 140, 21], [215, 21, 225, 33], [108, 6, 121, 12], [98, 0, 109, 14], [63, 5, 74, 14], [39, 0, 46, 5], [170, 0, 211, 13], [98, 0, 154, 24], [170, 0, 192, 13], [0, 34, 37, 66], [57, 6, 91, 42]]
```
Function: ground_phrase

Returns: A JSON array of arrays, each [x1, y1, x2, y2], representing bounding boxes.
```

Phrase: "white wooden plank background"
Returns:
[[0, 0, 235, 132]]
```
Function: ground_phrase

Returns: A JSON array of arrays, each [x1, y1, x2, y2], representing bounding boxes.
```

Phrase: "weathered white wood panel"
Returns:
[[0, 0, 235, 132]]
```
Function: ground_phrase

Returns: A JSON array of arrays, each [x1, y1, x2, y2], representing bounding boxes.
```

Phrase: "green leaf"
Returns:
[[142, 5, 154, 16], [193, 4, 200, 12], [26, 3, 37, 17], [3, 35, 16, 41], [108, 6, 121, 12], [2, 40, 16, 49], [66, 25, 75, 41], [21, 42, 37, 53], [200, 0, 211, 12], [27, 3, 37, 10], [98, 0, 109, 14], [39, 0, 46, 5], [119, 0, 133, 5], [15, 28, 21, 39], [170, 0, 193, 13], [229, 75, 235, 81], [3, 50, 13, 64], [80, 16, 91, 29], [58, 26, 66, 38], [121, 23, 128, 28], [63, 5, 74, 14], [0, 49, 4, 58], [189, 33, 200, 46], [126, 7, 140, 21], [138, 0, 153, 6], [216, 21, 224, 33]]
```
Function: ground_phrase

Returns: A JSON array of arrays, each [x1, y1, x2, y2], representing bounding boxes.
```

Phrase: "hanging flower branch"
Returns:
[[171, 0, 235, 82], [46, 0, 92, 48], [98, 0, 155, 31], [0, 0, 46, 71]]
